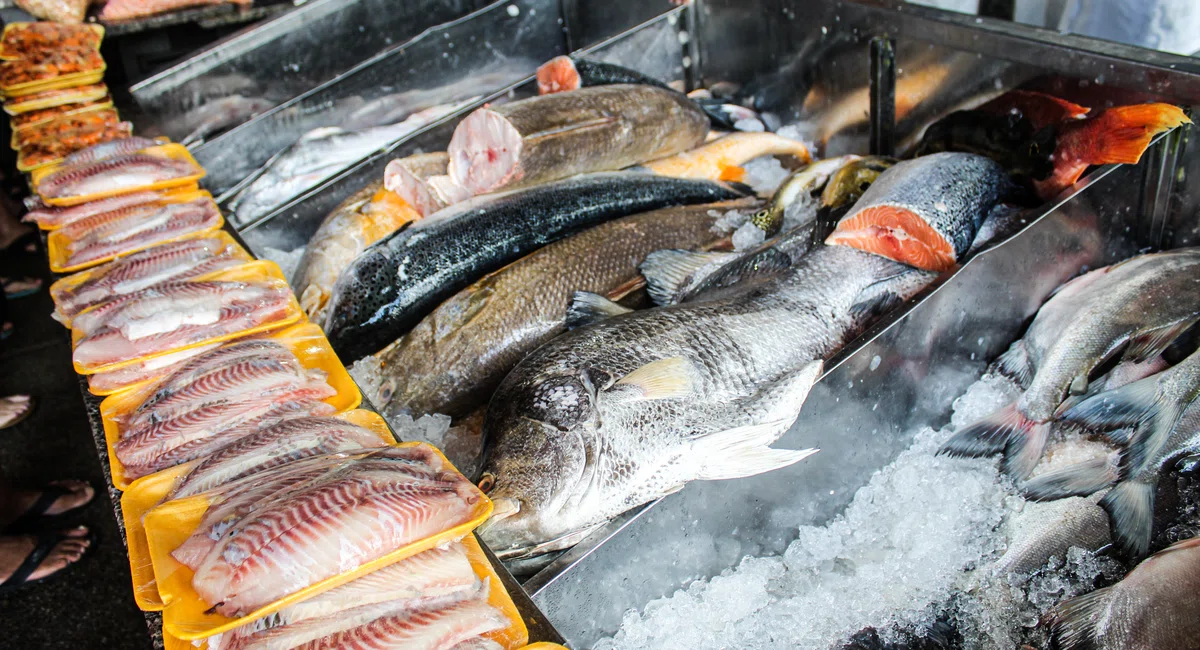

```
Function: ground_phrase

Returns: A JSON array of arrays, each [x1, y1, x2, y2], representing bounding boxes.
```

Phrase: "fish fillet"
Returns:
[[294, 598, 506, 650], [38, 152, 198, 200]]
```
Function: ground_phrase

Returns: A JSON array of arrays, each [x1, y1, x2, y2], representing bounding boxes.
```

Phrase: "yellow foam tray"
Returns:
[[15, 119, 131, 173], [1, 67, 106, 99], [46, 190, 221, 273], [0, 23, 104, 60], [50, 229, 251, 329], [34, 143, 205, 207], [142, 442, 492, 640], [159, 535, 528, 650], [121, 409, 391, 612], [4, 83, 108, 115], [32, 181, 194, 232], [70, 260, 305, 375]]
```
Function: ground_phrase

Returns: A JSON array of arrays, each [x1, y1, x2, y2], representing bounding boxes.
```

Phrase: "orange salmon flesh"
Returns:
[[826, 205, 957, 272]]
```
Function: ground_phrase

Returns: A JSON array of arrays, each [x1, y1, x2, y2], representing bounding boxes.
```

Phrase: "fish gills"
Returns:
[[447, 85, 708, 197], [825, 152, 1009, 272]]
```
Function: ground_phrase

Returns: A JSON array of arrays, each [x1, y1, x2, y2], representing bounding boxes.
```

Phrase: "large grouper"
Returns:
[[476, 151, 1012, 560], [322, 173, 743, 361]]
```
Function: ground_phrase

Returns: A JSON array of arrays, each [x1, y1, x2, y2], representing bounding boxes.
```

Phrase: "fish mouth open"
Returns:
[[825, 204, 957, 272]]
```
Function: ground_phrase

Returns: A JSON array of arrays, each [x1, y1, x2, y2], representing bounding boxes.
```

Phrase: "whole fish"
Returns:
[[940, 249, 1200, 479], [232, 103, 470, 224], [824, 152, 1012, 272], [811, 156, 897, 244], [167, 415, 389, 499], [749, 155, 859, 236], [178, 96, 276, 146], [641, 131, 810, 184], [1052, 536, 1200, 650], [52, 235, 243, 323], [190, 447, 485, 616], [662, 222, 818, 306], [72, 283, 294, 369], [991, 494, 1111, 577], [478, 245, 936, 559], [446, 85, 708, 198], [208, 543, 478, 650], [371, 200, 753, 421], [383, 152, 451, 217], [323, 173, 743, 361], [292, 180, 421, 321], [1049, 365, 1200, 558], [293, 598, 506, 650], [24, 190, 166, 229], [38, 152, 199, 200]]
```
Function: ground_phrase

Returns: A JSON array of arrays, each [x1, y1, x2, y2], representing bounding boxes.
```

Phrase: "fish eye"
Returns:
[[379, 379, 395, 403], [478, 472, 496, 493]]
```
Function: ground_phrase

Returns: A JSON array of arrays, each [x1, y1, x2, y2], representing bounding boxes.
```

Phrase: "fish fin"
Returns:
[[1022, 453, 1119, 501], [565, 291, 633, 329], [1069, 374, 1090, 396], [640, 249, 740, 306], [718, 164, 746, 183], [1099, 479, 1156, 559], [1123, 317, 1199, 362], [1052, 584, 1115, 650], [1101, 426, 1136, 446], [848, 290, 904, 322], [1003, 419, 1051, 480], [692, 420, 818, 481], [940, 401, 1028, 458], [1124, 400, 1184, 478], [364, 220, 412, 251], [611, 356, 694, 401], [1058, 375, 1160, 430], [298, 284, 324, 319], [1072, 103, 1190, 166], [994, 341, 1033, 388]]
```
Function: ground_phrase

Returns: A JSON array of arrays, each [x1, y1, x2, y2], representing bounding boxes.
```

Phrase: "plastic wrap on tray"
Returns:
[[4, 82, 107, 115], [46, 192, 223, 272], [34, 143, 204, 203], [69, 260, 304, 374], [24, 185, 195, 230], [12, 97, 113, 131], [13, 106, 119, 149], [17, 119, 131, 172], [0, 47, 105, 89], [50, 230, 251, 325], [0, 23, 102, 58], [140, 443, 491, 640]]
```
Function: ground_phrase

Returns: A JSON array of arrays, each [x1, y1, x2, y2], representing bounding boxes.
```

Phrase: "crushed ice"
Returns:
[[258, 245, 305, 285], [595, 373, 1121, 650], [731, 222, 766, 251]]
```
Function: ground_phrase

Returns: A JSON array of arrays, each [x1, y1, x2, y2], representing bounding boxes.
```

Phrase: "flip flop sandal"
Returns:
[[3, 480, 89, 533], [0, 528, 95, 594], [0, 395, 34, 429], [1, 277, 41, 299]]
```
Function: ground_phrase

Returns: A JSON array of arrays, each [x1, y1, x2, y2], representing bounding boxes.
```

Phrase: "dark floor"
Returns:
[[0, 243, 153, 649]]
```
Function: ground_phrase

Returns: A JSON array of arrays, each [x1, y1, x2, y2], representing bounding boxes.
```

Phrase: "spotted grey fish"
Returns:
[[369, 199, 756, 422], [1053, 536, 1200, 650], [477, 244, 937, 559], [941, 249, 1200, 479], [322, 173, 743, 361]]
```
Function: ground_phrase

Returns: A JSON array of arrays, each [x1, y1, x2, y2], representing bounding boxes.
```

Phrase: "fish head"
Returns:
[[477, 372, 606, 558]]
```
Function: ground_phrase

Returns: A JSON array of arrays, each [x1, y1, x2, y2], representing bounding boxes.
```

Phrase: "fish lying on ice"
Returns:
[[824, 152, 1013, 272], [370, 199, 756, 422], [478, 244, 936, 559], [37, 152, 200, 200], [1052, 536, 1200, 650], [445, 85, 708, 199], [991, 494, 1111, 578], [52, 235, 244, 323], [291, 179, 421, 322], [207, 542, 480, 650], [322, 173, 743, 361], [187, 446, 485, 616], [940, 249, 1200, 479]]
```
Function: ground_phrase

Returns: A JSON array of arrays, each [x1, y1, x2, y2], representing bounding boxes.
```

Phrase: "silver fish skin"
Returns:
[[478, 245, 935, 558], [1052, 536, 1200, 650], [941, 249, 1200, 479], [992, 494, 1111, 578]]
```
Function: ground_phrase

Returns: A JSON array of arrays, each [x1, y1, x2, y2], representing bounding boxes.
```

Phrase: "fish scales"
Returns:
[[193, 466, 480, 616], [323, 173, 742, 361], [376, 200, 752, 419], [168, 416, 389, 499], [448, 85, 709, 196], [480, 244, 935, 556]]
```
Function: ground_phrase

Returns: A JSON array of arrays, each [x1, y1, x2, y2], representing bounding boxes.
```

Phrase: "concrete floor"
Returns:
[[0, 244, 153, 649]]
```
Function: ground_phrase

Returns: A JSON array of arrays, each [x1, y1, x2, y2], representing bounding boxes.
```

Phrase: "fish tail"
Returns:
[[1099, 479, 1156, 559], [1002, 418, 1051, 479], [717, 164, 746, 183], [536, 56, 581, 95], [1052, 584, 1116, 650], [1070, 103, 1190, 166], [1057, 374, 1160, 431], [939, 400, 1027, 458], [1022, 452, 1120, 501]]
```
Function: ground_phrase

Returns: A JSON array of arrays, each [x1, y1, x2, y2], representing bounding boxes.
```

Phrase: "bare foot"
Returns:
[[0, 395, 31, 426], [0, 480, 94, 526], [0, 527, 91, 586]]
